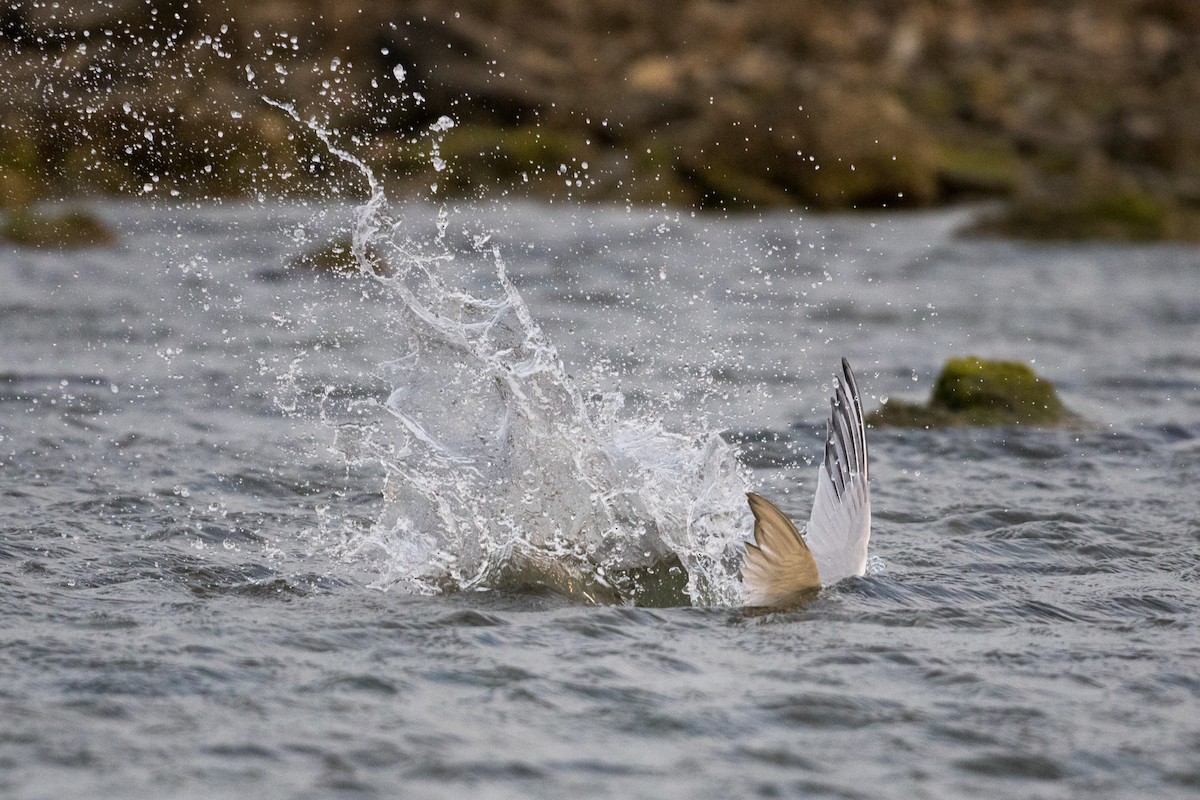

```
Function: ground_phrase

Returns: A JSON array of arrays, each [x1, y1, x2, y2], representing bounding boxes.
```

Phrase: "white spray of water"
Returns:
[[269, 98, 750, 605]]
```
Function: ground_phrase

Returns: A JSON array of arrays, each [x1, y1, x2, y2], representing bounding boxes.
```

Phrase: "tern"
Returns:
[[741, 358, 871, 607]]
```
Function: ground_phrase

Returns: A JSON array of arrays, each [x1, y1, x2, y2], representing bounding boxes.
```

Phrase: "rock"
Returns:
[[1, 208, 116, 249], [790, 87, 941, 209], [869, 356, 1073, 427], [5, 1, 1200, 237], [0, 166, 39, 213], [1, 136, 43, 212], [288, 234, 389, 278], [962, 149, 1200, 240], [931, 356, 1067, 424], [935, 139, 1022, 199], [970, 185, 1179, 241], [625, 56, 686, 96], [370, 123, 601, 203]]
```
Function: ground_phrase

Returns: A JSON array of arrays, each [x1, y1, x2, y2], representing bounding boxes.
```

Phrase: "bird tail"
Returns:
[[741, 492, 820, 608]]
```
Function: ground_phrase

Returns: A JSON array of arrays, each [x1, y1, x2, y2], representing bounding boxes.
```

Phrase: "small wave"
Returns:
[[955, 752, 1065, 781], [759, 691, 922, 730]]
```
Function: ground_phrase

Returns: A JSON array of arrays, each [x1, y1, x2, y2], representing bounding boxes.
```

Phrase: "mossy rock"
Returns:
[[1, 208, 116, 249], [1, 167, 41, 212], [796, 147, 939, 210], [58, 146, 139, 196], [935, 141, 1021, 198], [440, 125, 583, 178], [783, 87, 941, 209], [869, 356, 1072, 428], [866, 400, 964, 429], [971, 187, 1173, 241], [1079, 190, 1170, 239], [933, 356, 1066, 424], [622, 139, 704, 207], [289, 234, 389, 277], [1, 136, 42, 210], [374, 124, 592, 200], [684, 160, 793, 210]]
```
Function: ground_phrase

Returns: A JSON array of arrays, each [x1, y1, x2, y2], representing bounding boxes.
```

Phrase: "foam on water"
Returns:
[[271, 101, 749, 606]]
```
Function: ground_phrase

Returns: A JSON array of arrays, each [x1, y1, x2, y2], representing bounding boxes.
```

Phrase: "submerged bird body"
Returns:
[[742, 359, 871, 607]]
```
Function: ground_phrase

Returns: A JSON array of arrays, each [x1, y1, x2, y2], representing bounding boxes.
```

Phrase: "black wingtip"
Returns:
[[837, 357, 868, 482], [841, 357, 856, 389]]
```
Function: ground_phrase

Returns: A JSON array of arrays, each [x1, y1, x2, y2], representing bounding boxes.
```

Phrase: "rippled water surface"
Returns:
[[3, 201, 1199, 798]]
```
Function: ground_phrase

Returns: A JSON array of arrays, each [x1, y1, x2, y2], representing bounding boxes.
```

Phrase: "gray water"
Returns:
[[3, 199, 1200, 799]]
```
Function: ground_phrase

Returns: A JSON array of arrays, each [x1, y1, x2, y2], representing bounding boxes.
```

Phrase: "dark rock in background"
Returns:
[[3, 0, 1199, 239]]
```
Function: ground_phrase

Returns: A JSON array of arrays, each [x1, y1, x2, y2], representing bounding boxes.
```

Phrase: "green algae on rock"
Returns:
[[970, 187, 1177, 241], [934, 140, 1022, 199], [870, 356, 1071, 428], [289, 234, 390, 278], [1, 208, 116, 249]]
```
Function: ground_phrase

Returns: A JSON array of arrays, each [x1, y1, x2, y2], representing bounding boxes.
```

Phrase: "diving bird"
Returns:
[[741, 358, 871, 607]]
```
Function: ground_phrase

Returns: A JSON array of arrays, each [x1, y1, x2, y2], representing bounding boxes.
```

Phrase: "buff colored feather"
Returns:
[[741, 492, 821, 607]]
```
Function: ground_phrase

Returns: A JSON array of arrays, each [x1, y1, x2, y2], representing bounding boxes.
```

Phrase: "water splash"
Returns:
[[273, 100, 749, 606]]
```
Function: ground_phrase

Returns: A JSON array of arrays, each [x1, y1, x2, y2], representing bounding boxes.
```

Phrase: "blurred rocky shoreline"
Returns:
[[3, 0, 1200, 240]]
